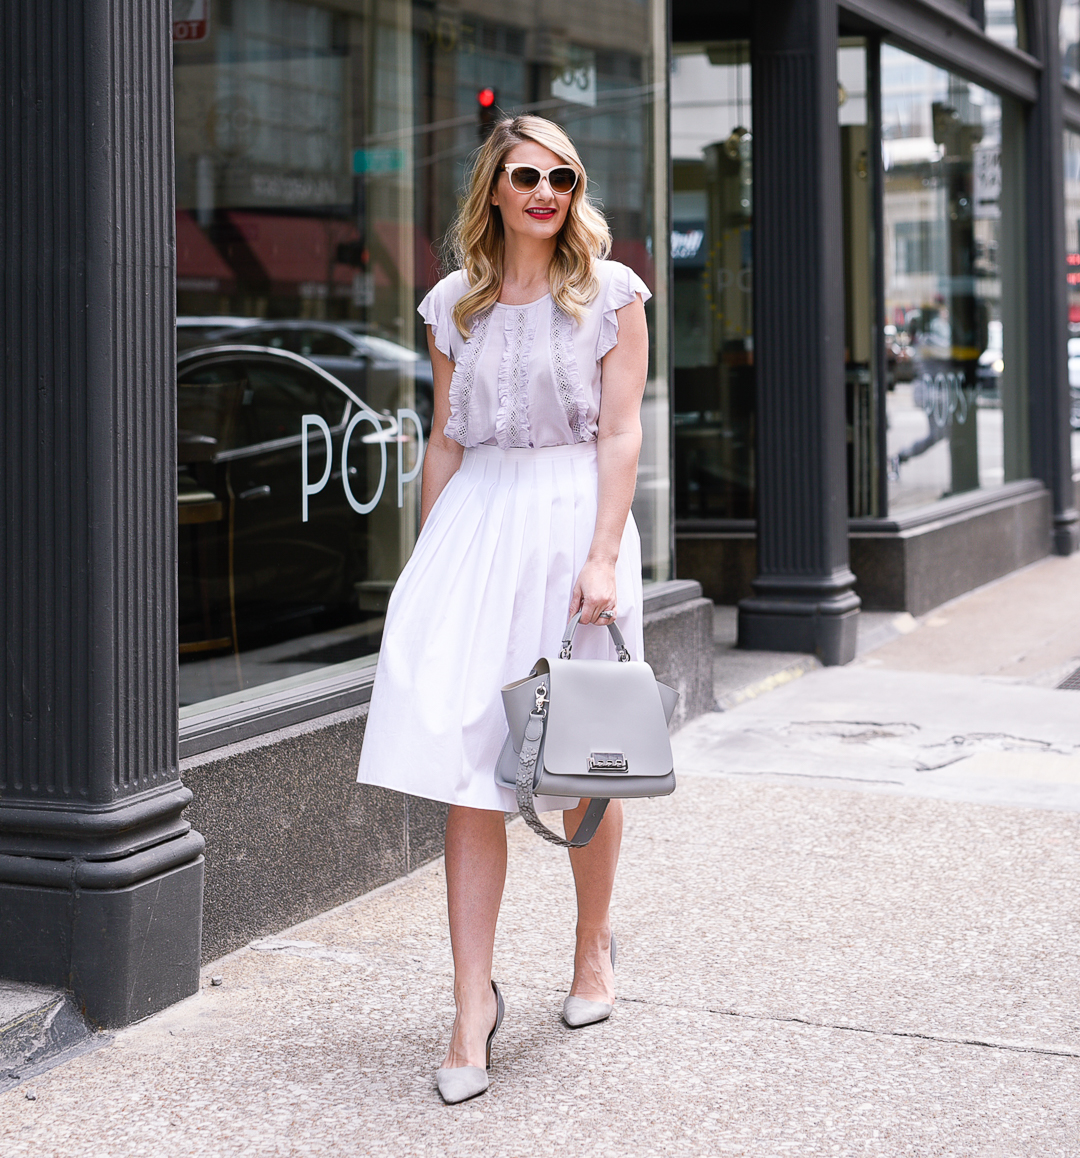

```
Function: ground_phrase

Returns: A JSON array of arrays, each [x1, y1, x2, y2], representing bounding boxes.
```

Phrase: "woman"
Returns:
[[356, 115, 650, 1104]]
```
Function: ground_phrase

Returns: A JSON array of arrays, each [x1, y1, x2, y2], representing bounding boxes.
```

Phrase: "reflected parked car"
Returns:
[[177, 346, 422, 654], [883, 324, 915, 387], [188, 318, 434, 434], [177, 315, 262, 352], [1067, 338, 1080, 429], [974, 319, 1004, 401]]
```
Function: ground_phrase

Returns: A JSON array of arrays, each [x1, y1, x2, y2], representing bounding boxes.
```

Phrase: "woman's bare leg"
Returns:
[[563, 799, 623, 1003], [441, 805, 507, 1068]]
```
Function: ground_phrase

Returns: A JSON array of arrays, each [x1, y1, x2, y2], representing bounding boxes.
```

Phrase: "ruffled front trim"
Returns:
[[493, 306, 538, 448], [444, 307, 492, 446], [550, 300, 590, 442], [596, 264, 653, 362]]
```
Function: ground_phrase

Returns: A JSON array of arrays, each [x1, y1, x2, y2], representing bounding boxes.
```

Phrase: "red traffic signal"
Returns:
[[477, 88, 498, 140]]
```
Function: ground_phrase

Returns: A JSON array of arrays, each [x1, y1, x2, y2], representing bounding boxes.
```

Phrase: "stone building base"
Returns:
[[677, 481, 1051, 615]]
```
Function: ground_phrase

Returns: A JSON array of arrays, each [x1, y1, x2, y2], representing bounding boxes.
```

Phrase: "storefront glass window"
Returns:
[[174, 0, 668, 710], [1064, 129, 1080, 470], [985, 0, 1021, 51], [880, 44, 1026, 511], [670, 42, 754, 521], [839, 39, 882, 518], [669, 40, 882, 522], [1063, 0, 1080, 88]]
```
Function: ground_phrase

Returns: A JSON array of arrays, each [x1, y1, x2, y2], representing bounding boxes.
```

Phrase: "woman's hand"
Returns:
[[570, 556, 618, 625]]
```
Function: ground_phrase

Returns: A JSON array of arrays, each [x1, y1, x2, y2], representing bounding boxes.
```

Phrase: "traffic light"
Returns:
[[477, 88, 497, 140]]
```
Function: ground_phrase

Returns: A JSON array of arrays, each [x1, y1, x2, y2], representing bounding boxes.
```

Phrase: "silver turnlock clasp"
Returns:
[[588, 751, 629, 773]]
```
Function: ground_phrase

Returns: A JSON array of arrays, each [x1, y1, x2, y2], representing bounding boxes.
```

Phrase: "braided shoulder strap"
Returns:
[[515, 695, 609, 849]]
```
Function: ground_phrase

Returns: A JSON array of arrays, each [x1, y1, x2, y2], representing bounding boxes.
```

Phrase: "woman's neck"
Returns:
[[499, 233, 556, 303]]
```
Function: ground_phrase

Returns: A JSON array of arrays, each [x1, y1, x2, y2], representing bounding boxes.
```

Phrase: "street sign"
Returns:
[[173, 0, 209, 42], [353, 148, 406, 175]]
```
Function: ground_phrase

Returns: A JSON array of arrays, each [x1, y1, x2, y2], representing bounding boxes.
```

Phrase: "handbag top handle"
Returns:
[[559, 611, 631, 662]]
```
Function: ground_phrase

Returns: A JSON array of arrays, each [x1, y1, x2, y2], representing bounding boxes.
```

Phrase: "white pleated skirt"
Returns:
[[356, 440, 644, 813]]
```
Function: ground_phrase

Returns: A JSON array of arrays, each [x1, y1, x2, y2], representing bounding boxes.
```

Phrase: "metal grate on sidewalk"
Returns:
[[1057, 665, 1080, 690]]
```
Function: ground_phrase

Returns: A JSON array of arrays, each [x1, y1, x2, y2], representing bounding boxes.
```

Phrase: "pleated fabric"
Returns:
[[356, 441, 644, 813]]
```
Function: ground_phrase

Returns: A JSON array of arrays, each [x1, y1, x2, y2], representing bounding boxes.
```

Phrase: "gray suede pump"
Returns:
[[562, 934, 617, 1028], [436, 980, 504, 1105]]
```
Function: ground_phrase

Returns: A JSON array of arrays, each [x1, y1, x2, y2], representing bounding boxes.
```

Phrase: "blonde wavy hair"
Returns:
[[448, 115, 612, 338]]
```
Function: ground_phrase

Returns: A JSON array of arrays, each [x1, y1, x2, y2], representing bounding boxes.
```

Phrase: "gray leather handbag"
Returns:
[[496, 612, 679, 848]]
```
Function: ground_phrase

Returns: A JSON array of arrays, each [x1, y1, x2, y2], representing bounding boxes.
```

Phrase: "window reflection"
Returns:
[[1063, 130, 1080, 470], [1063, 0, 1080, 89], [670, 43, 754, 521], [174, 0, 668, 709], [880, 45, 1022, 510], [669, 39, 881, 522], [984, 0, 1021, 51], [840, 40, 882, 518]]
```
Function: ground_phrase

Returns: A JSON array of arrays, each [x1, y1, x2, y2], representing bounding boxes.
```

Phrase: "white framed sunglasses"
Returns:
[[498, 162, 580, 195]]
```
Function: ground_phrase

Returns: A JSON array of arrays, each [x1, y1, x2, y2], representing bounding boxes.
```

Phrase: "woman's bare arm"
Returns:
[[420, 326, 465, 530], [569, 293, 648, 625]]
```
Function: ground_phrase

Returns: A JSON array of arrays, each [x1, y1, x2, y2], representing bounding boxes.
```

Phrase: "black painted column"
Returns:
[[737, 0, 860, 664], [0, 0, 204, 1026], [1027, 0, 1080, 555]]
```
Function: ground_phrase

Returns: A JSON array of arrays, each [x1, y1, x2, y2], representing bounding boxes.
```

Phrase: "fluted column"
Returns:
[[737, 0, 860, 664], [0, 0, 203, 1026], [1027, 0, 1079, 555]]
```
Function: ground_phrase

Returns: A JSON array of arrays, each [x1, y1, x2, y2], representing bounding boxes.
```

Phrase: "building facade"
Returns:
[[673, 0, 1079, 660], [2, 0, 1077, 1024], [2, 0, 714, 1027]]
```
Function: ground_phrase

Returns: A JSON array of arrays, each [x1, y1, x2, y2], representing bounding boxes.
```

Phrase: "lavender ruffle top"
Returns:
[[418, 260, 651, 450]]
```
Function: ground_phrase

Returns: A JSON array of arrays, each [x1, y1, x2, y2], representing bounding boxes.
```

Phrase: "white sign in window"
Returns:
[[973, 146, 1002, 219], [552, 48, 597, 108]]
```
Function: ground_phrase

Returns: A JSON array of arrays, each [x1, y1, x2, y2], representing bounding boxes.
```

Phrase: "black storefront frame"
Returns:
[[672, 0, 1078, 641]]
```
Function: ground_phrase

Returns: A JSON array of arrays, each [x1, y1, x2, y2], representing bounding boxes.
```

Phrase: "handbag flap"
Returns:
[[543, 657, 672, 779], [658, 680, 679, 724]]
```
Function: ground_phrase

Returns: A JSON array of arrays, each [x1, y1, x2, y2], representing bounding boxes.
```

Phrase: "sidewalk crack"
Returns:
[[618, 998, 1080, 1059]]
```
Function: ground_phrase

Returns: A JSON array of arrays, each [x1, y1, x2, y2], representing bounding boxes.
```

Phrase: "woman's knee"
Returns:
[[446, 804, 508, 845]]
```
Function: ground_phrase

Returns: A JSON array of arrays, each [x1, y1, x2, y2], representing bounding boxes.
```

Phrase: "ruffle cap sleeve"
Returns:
[[596, 263, 653, 361], [417, 271, 467, 361]]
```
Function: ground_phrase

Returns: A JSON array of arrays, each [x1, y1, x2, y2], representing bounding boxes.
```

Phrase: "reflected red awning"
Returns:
[[176, 211, 236, 292], [372, 220, 439, 290], [228, 212, 360, 291], [610, 240, 654, 293]]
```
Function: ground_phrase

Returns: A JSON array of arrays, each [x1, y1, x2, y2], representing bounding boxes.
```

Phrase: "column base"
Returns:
[[0, 855, 204, 1029], [738, 573, 860, 665], [0, 785, 204, 1029], [1052, 508, 1079, 556]]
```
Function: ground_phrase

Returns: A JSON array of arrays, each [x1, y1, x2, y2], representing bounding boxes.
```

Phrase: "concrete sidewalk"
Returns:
[[3, 554, 1080, 1157]]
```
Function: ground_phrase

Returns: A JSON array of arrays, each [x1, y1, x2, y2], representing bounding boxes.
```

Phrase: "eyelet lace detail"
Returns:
[[495, 307, 538, 448], [550, 301, 589, 442], [445, 308, 492, 446]]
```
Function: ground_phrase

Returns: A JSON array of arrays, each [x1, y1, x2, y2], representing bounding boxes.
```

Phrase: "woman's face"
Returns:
[[491, 141, 577, 244]]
